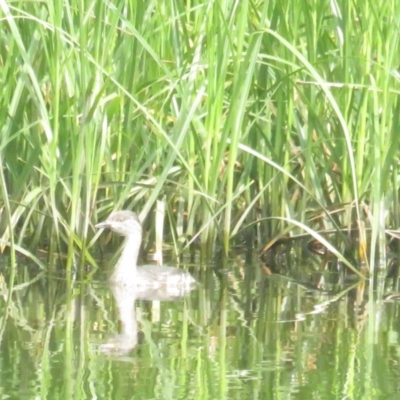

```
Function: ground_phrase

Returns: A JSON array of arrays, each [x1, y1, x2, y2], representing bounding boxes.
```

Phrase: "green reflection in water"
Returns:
[[0, 250, 400, 400]]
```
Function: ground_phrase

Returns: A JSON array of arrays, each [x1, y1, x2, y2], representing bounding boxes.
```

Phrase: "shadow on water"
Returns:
[[1, 239, 400, 399]]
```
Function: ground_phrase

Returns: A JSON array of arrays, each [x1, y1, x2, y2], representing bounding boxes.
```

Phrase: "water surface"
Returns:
[[0, 249, 399, 399]]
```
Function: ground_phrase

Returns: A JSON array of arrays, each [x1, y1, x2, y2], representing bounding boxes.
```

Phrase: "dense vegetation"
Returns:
[[1, 0, 399, 272]]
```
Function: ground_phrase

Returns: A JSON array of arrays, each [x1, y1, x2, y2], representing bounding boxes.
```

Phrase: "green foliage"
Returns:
[[0, 0, 399, 268]]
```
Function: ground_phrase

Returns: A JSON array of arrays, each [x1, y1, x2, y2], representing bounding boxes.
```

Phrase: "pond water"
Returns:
[[1, 248, 400, 399]]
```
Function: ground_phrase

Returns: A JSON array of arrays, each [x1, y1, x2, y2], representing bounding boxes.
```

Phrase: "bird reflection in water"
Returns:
[[96, 210, 196, 355]]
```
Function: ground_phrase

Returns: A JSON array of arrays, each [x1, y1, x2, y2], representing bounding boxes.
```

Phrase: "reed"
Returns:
[[1, 0, 399, 272]]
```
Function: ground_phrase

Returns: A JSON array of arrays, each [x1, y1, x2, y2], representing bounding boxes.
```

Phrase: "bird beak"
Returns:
[[95, 221, 111, 229]]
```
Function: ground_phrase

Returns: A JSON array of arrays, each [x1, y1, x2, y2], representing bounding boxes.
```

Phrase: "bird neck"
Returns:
[[111, 232, 142, 284]]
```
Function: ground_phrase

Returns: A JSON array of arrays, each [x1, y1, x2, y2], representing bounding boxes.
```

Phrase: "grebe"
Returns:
[[96, 210, 196, 290]]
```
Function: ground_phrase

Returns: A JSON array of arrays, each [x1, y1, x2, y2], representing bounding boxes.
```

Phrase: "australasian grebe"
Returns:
[[96, 210, 196, 289]]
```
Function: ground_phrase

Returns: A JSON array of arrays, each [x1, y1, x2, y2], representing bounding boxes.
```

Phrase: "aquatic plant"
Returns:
[[0, 0, 399, 274]]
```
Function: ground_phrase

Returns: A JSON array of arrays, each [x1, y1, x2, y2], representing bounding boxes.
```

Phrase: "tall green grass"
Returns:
[[0, 0, 399, 272]]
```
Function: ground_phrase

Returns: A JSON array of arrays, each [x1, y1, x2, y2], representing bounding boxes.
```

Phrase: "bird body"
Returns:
[[96, 210, 196, 290]]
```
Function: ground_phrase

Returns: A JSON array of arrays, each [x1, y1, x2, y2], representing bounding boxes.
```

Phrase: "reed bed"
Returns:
[[0, 0, 399, 272]]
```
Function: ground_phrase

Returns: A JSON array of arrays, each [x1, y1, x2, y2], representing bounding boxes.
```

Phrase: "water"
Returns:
[[1, 249, 400, 399]]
